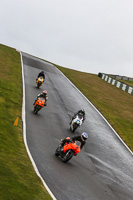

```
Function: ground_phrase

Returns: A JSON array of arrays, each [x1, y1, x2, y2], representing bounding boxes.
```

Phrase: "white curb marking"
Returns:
[[20, 52, 57, 200]]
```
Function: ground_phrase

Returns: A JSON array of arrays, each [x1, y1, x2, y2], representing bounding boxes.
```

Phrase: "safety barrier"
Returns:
[[98, 73, 133, 95]]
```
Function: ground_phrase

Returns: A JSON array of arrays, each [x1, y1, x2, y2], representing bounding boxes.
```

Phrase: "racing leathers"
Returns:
[[37, 71, 45, 79], [59, 135, 86, 150]]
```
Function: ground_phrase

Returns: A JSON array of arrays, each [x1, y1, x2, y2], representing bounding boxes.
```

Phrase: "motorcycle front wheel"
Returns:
[[72, 123, 79, 133], [55, 147, 60, 156], [62, 150, 74, 163], [34, 105, 41, 114]]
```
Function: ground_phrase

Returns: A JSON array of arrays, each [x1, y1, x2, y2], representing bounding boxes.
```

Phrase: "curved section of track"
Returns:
[[22, 52, 133, 200]]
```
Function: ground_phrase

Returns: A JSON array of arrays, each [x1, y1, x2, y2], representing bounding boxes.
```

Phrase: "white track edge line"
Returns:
[[55, 67, 133, 155], [20, 52, 57, 200]]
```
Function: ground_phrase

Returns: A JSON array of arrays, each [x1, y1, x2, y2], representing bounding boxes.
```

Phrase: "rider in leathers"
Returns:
[[59, 132, 88, 153], [37, 71, 45, 79], [33, 90, 48, 106], [70, 109, 86, 124]]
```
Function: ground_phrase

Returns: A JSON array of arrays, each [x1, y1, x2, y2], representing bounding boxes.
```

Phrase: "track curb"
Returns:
[[20, 52, 57, 200]]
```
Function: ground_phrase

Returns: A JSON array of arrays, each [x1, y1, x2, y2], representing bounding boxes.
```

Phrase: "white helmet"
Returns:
[[81, 132, 88, 140]]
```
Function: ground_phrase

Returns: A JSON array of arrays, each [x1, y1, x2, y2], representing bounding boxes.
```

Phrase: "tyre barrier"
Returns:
[[98, 73, 133, 95]]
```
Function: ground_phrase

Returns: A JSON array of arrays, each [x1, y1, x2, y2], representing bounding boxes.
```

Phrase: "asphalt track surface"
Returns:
[[22, 52, 133, 200]]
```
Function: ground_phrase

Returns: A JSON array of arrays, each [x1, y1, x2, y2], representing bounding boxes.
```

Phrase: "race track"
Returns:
[[22, 52, 133, 200]]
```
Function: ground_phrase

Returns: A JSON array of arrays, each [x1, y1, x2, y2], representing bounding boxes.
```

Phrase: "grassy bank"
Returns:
[[0, 44, 52, 200], [55, 65, 133, 152]]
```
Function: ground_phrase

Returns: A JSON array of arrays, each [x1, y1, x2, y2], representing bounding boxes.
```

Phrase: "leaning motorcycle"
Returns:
[[55, 140, 80, 163], [33, 98, 45, 114], [36, 76, 44, 88], [70, 114, 83, 133]]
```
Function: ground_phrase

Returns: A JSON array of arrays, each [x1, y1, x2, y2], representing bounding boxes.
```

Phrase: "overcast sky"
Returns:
[[1, 0, 133, 77]]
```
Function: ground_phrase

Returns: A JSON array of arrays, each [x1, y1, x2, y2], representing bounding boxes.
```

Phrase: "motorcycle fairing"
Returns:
[[72, 115, 83, 126], [35, 98, 45, 107], [64, 142, 80, 155]]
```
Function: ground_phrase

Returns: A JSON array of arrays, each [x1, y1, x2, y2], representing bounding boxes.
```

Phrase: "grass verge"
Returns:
[[0, 44, 52, 200], [55, 65, 133, 152]]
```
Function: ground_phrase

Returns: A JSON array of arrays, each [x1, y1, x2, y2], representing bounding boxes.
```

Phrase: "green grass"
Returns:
[[0, 44, 52, 200], [55, 65, 133, 152]]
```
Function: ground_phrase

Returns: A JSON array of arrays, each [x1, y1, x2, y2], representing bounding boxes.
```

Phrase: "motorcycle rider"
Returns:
[[59, 132, 88, 152], [33, 90, 48, 106], [36, 70, 45, 80], [70, 109, 86, 125]]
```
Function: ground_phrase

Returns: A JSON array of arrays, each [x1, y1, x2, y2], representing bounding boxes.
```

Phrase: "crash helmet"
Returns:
[[40, 70, 44, 74], [43, 90, 47, 95], [81, 132, 88, 140], [66, 137, 70, 140], [81, 109, 85, 114]]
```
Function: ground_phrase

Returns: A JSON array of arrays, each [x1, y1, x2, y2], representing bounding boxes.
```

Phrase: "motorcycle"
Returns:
[[36, 76, 44, 88], [33, 98, 45, 114], [55, 140, 80, 163], [70, 114, 83, 133]]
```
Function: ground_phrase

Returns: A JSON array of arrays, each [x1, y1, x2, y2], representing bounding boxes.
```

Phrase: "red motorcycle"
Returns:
[[55, 140, 80, 163], [33, 98, 45, 114]]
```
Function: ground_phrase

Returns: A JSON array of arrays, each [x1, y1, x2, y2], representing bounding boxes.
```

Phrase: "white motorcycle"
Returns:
[[70, 114, 83, 133]]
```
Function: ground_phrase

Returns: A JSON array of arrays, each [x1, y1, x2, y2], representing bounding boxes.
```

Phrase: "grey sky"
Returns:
[[1, 0, 133, 77]]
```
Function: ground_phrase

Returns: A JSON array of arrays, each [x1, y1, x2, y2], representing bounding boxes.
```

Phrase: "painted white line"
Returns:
[[55, 67, 133, 155], [20, 52, 57, 200]]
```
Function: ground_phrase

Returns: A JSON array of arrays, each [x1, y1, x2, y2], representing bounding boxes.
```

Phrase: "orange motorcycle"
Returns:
[[55, 140, 80, 163], [33, 98, 45, 114], [36, 76, 44, 88]]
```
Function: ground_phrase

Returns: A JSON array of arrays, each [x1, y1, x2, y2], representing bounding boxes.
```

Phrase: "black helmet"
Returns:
[[41, 71, 44, 74], [80, 109, 85, 114]]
